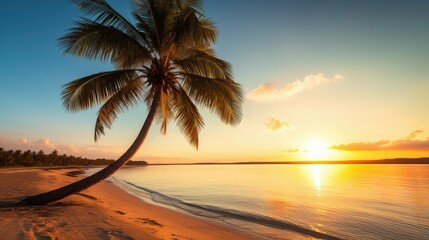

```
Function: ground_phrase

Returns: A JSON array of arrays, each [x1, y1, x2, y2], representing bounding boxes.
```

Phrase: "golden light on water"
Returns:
[[312, 165, 322, 192], [306, 164, 345, 196]]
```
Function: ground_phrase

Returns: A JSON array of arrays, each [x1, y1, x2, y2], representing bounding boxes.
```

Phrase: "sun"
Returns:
[[305, 139, 330, 160]]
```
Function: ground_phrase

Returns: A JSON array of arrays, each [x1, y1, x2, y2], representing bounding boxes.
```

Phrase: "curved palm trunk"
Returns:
[[21, 88, 161, 205]]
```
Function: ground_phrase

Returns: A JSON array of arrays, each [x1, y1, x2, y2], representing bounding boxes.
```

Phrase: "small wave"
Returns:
[[123, 180, 342, 240]]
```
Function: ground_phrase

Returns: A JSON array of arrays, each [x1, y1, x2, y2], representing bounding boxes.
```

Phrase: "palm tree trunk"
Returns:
[[21, 87, 162, 205]]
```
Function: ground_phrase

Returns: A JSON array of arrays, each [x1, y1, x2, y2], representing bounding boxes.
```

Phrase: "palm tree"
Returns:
[[21, 0, 242, 205]]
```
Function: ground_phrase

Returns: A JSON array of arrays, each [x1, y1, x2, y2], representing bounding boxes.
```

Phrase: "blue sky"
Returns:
[[1, 0, 429, 162]]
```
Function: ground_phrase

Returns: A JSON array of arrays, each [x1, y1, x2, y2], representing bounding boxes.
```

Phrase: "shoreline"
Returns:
[[0, 167, 271, 240]]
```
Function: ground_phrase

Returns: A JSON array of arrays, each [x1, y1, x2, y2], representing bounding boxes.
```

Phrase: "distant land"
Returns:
[[0, 147, 147, 167], [151, 158, 429, 165]]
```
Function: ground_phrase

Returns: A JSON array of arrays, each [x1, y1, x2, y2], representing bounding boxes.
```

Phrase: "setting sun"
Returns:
[[305, 139, 330, 160]]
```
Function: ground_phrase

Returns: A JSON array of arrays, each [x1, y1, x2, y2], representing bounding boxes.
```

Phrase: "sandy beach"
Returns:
[[0, 168, 264, 240]]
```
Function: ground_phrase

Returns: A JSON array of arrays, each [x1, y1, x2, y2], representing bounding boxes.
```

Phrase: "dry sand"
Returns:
[[0, 167, 265, 240]]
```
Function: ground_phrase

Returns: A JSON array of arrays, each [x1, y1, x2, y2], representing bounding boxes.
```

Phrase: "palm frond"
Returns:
[[180, 73, 243, 125], [94, 77, 145, 141], [166, 7, 217, 52], [173, 48, 232, 79], [133, 0, 173, 50], [133, 13, 155, 49], [62, 70, 142, 112], [174, 0, 203, 14], [59, 18, 151, 68], [73, 0, 148, 47], [171, 84, 204, 148], [157, 89, 174, 134]]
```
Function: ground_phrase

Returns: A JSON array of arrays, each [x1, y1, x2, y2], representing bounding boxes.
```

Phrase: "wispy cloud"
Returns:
[[330, 130, 429, 151], [330, 140, 389, 151], [264, 117, 293, 131], [247, 73, 343, 102], [286, 148, 300, 153], [0, 137, 120, 159], [404, 129, 424, 140]]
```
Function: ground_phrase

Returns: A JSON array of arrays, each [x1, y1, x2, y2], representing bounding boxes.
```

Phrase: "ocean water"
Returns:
[[89, 164, 429, 239]]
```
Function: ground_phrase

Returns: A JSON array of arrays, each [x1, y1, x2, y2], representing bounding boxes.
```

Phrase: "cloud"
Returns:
[[404, 129, 424, 140], [247, 73, 343, 102], [333, 74, 344, 81], [387, 139, 429, 151], [0, 137, 121, 159], [330, 140, 389, 151], [34, 138, 56, 149], [287, 148, 300, 153], [264, 117, 293, 131], [19, 138, 28, 145], [330, 130, 429, 151]]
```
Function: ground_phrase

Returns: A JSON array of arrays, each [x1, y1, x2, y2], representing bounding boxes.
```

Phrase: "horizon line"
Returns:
[[146, 157, 429, 166]]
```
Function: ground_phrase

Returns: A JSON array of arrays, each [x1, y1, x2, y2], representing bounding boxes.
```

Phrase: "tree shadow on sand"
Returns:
[[0, 200, 83, 217]]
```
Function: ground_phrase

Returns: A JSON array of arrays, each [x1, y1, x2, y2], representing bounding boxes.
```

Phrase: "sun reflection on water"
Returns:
[[312, 165, 322, 193], [306, 164, 345, 197]]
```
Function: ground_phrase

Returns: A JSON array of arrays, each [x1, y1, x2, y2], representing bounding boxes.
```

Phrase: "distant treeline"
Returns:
[[0, 147, 147, 167], [229, 158, 429, 165]]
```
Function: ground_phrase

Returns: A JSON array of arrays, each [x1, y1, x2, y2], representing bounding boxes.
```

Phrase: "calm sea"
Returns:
[[89, 164, 429, 239]]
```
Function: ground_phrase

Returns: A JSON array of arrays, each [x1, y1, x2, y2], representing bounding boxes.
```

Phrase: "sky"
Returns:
[[1, 0, 429, 163]]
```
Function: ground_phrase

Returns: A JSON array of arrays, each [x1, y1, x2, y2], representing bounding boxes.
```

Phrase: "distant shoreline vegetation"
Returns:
[[150, 158, 429, 165], [0, 147, 147, 167]]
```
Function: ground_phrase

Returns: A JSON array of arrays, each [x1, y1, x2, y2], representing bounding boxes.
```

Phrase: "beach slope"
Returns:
[[0, 168, 263, 240]]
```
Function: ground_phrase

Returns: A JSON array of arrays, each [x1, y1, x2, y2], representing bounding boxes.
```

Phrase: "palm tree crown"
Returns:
[[20, 0, 242, 205], [60, 0, 243, 148]]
